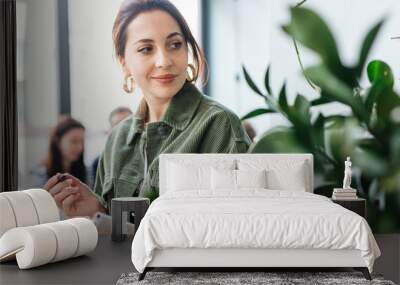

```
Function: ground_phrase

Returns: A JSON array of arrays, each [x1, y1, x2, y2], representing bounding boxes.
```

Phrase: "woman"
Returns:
[[35, 116, 88, 187], [44, 0, 251, 217]]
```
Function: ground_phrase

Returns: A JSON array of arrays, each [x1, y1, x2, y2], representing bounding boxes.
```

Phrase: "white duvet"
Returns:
[[131, 190, 380, 273]]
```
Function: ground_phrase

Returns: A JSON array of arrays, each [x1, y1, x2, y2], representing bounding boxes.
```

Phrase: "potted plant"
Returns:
[[242, 7, 400, 234]]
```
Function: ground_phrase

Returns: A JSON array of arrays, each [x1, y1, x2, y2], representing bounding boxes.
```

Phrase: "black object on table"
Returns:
[[0, 235, 134, 285], [111, 197, 150, 242], [331, 198, 366, 218]]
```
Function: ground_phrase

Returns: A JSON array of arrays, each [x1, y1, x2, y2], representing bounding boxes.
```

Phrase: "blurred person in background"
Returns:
[[91, 106, 133, 179], [33, 116, 89, 188], [242, 121, 256, 142], [109, 106, 133, 129]]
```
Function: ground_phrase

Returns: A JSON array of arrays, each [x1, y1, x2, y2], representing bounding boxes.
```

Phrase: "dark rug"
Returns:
[[116, 271, 396, 285]]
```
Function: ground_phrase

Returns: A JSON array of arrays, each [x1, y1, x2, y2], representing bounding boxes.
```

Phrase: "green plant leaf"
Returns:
[[357, 138, 384, 154], [381, 169, 400, 192], [290, 95, 313, 148], [367, 60, 394, 88], [264, 66, 272, 95], [294, 95, 311, 120], [278, 83, 289, 114], [282, 7, 342, 72], [363, 86, 400, 131], [311, 97, 332, 106], [390, 128, 400, 164], [286, 94, 312, 135], [355, 19, 385, 77], [241, 108, 276, 120], [365, 84, 380, 119], [325, 118, 358, 165], [242, 65, 264, 97], [305, 65, 366, 121], [325, 115, 349, 128], [353, 147, 389, 177], [366, 61, 400, 131], [313, 113, 325, 129], [312, 113, 325, 147], [376, 90, 400, 126], [143, 188, 159, 203], [249, 126, 307, 153]]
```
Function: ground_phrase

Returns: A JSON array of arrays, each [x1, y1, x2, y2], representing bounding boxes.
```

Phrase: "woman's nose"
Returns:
[[155, 50, 172, 68]]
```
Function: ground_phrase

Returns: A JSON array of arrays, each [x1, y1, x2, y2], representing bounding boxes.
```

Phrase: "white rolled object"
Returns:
[[0, 226, 57, 269], [42, 221, 79, 262], [24, 189, 59, 224], [65, 218, 98, 257], [0, 189, 59, 238], [0, 196, 17, 237], [0, 191, 39, 228], [0, 218, 98, 269]]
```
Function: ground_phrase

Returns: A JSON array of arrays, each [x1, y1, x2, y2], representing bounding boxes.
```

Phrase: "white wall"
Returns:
[[68, 0, 139, 165], [17, 0, 59, 188], [208, 0, 400, 139]]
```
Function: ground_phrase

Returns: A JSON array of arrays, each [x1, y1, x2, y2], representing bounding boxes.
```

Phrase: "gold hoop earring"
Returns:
[[123, 75, 135, 94], [186, 64, 197, 82]]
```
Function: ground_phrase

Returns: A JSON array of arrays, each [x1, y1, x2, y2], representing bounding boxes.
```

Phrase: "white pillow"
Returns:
[[236, 169, 267, 188], [266, 164, 307, 191], [211, 169, 267, 190], [211, 168, 236, 190], [167, 160, 235, 192], [167, 163, 211, 191], [238, 159, 309, 192]]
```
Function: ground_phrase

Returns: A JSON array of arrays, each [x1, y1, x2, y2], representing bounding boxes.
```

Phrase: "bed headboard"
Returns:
[[159, 154, 314, 196]]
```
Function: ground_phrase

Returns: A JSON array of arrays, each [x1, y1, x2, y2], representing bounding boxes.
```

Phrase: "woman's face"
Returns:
[[121, 10, 189, 101], [59, 128, 85, 163]]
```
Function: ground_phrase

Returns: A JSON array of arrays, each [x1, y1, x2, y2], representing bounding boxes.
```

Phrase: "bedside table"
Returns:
[[331, 198, 366, 218]]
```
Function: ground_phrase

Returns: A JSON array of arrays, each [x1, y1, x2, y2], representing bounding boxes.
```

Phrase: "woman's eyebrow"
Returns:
[[166, 32, 183, 39], [134, 38, 154, 45], [134, 32, 183, 45]]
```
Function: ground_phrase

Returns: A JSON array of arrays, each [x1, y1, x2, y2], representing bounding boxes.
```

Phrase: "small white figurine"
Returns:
[[343, 156, 353, 189]]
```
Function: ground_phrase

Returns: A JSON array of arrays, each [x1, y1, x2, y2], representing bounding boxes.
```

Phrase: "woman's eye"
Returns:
[[138, 47, 152, 54], [170, 41, 182, 49]]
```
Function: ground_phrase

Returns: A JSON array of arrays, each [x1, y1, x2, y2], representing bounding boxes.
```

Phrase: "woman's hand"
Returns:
[[44, 173, 106, 218]]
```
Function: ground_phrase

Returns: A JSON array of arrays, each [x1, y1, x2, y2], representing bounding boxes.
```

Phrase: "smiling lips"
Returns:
[[152, 74, 177, 84]]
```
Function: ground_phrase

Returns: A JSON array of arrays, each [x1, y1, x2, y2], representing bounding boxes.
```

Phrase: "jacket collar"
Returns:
[[126, 81, 202, 145]]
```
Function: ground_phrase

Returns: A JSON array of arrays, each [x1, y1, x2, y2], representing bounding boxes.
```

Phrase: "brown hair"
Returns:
[[109, 106, 132, 125], [112, 0, 208, 85], [44, 117, 87, 183]]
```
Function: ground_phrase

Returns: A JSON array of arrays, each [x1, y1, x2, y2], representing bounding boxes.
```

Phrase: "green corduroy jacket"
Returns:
[[94, 81, 251, 211]]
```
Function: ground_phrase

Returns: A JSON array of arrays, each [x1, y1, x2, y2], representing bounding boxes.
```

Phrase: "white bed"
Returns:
[[131, 154, 380, 280]]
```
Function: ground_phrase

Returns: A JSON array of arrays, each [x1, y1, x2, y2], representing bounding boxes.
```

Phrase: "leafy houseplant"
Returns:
[[242, 7, 400, 233]]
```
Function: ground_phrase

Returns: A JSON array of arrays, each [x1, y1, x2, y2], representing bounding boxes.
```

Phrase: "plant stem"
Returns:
[[292, 0, 320, 92], [295, 0, 307, 7], [292, 38, 318, 91]]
